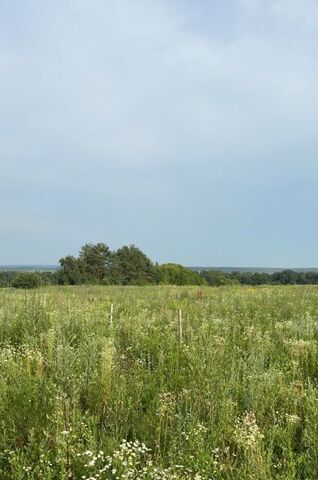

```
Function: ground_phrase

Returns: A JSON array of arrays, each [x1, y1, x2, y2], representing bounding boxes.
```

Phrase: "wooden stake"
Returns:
[[109, 303, 114, 326], [178, 309, 183, 342], [147, 351, 151, 370]]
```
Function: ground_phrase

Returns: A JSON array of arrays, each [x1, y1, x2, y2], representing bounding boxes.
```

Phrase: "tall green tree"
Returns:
[[110, 245, 156, 285], [58, 256, 84, 285], [79, 243, 111, 283]]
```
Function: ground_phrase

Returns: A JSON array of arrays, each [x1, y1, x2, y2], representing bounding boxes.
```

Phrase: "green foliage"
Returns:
[[38, 271, 59, 286], [272, 269, 299, 285], [58, 255, 85, 285], [58, 244, 112, 285], [79, 243, 111, 283], [200, 270, 238, 286], [109, 245, 156, 285], [11, 272, 41, 289], [0, 271, 16, 287], [1, 285, 318, 479], [2, 251, 318, 289], [207, 269, 318, 287], [159, 263, 205, 285]]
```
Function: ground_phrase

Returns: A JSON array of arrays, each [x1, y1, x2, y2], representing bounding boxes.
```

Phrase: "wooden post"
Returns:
[[109, 303, 114, 326], [147, 351, 151, 370], [178, 309, 183, 342]]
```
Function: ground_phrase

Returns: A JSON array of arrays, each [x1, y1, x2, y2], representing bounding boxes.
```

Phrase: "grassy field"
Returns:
[[1, 285, 318, 479]]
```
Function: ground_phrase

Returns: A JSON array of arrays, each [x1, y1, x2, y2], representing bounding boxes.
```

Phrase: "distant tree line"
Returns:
[[0, 271, 57, 289], [199, 269, 318, 286], [57, 243, 204, 286], [1, 243, 318, 288]]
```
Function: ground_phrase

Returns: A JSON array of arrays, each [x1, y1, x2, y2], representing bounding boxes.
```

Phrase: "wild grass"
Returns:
[[0, 285, 318, 479]]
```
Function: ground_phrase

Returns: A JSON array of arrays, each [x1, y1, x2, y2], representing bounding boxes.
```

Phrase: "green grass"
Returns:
[[1, 285, 318, 479]]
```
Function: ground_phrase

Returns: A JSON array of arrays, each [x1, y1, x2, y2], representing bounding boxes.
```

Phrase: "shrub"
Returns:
[[11, 272, 41, 289]]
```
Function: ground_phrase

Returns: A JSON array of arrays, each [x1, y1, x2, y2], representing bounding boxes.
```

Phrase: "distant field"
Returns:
[[1, 285, 318, 479]]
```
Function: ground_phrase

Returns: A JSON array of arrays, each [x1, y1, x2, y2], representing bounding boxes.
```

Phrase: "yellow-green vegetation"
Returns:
[[1, 285, 318, 479]]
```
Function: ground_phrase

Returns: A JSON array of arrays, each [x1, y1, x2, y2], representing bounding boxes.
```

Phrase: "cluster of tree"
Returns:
[[200, 270, 239, 286], [0, 271, 16, 288], [0, 271, 57, 289], [57, 243, 204, 286], [200, 269, 318, 286], [1, 243, 318, 288]]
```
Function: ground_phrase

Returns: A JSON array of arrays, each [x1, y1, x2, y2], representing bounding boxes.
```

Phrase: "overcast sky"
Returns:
[[0, 0, 317, 266]]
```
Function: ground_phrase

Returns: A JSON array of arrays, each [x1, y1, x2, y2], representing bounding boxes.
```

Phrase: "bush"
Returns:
[[158, 263, 205, 285], [12, 272, 41, 289], [200, 270, 238, 286]]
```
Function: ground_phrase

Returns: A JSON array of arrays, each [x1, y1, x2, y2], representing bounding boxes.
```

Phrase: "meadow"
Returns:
[[1, 285, 318, 479]]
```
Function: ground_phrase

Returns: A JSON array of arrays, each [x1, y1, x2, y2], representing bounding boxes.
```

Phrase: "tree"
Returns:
[[12, 272, 41, 289], [110, 245, 156, 285], [57, 256, 84, 285], [200, 270, 237, 286], [79, 243, 111, 283], [272, 270, 299, 285], [0, 271, 15, 287], [158, 264, 205, 285]]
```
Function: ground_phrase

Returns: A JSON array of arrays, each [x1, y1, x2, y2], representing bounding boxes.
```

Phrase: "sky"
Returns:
[[0, 0, 317, 267]]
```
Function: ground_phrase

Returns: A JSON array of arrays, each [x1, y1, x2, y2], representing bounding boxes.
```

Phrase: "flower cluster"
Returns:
[[234, 411, 264, 451], [78, 440, 152, 480], [285, 413, 301, 425], [76, 439, 217, 480], [157, 392, 177, 417]]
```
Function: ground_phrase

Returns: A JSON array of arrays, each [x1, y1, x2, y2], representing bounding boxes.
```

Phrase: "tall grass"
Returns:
[[0, 285, 318, 479]]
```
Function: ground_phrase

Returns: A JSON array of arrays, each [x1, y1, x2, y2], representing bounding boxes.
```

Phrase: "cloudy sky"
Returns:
[[0, 0, 317, 266]]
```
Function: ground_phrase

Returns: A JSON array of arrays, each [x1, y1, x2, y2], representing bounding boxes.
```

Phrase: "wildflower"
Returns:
[[286, 413, 301, 424], [234, 411, 264, 451]]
